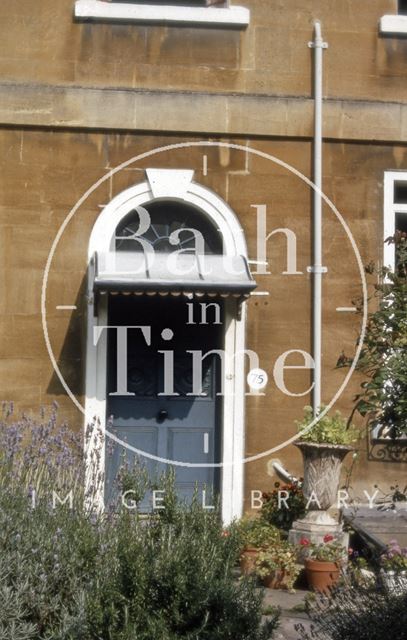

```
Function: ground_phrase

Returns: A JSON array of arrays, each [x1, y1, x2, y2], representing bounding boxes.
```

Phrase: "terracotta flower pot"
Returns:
[[304, 558, 340, 593], [262, 569, 286, 589], [240, 546, 260, 575]]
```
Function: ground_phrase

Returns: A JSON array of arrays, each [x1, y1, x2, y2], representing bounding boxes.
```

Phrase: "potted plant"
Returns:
[[255, 539, 302, 591], [299, 534, 346, 592], [235, 517, 281, 575], [380, 539, 407, 595], [295, 406, 359, 511]]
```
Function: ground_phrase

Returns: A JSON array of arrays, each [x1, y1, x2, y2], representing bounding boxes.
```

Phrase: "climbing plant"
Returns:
[[337, 232, 407, 437]]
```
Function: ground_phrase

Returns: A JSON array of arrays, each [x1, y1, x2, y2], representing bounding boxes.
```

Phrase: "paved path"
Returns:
[[263, 588, 311, 640]]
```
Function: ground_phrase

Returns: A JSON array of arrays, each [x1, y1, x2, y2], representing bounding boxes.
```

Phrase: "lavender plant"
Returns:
[[295, 576, 407, 640], [0, 405, 279, 640], [0, 402, 105, 510]]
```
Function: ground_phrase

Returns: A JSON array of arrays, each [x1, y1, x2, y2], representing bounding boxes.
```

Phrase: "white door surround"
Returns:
[[86, 169, 249, 523]]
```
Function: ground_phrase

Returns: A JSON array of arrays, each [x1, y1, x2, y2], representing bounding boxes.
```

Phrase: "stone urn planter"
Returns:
[[295, 442, 354, 511]]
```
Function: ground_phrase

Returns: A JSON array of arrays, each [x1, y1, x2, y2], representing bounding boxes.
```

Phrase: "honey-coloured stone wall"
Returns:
[[0, 128, 406, 503], [0, 0, 406, 103]]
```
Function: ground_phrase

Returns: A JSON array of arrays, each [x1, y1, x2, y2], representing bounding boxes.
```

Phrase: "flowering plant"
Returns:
[[380, 539, 407, 573], [0, 407, 280, 640], [261, 481, 307, 531], [255, 540, 302, 590], [299, 534, 346, 563]]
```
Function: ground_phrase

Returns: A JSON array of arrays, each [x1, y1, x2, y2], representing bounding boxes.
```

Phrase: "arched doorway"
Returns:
[[85, 169, 255, 522]]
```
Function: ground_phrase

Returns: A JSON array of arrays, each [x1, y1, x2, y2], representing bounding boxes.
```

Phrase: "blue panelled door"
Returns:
[[105, 296, 222, 509]]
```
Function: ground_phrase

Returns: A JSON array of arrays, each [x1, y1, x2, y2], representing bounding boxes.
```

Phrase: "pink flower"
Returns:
[[323, 534, 334, 543], [300, 537, 310, 546]]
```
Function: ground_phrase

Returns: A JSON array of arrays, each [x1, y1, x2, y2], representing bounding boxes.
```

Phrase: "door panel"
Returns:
[[105, 296, 223, 509]]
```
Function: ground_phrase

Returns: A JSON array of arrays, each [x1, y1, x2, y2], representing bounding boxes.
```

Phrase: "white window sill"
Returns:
[[379, 14, 407, 36], [74, 0, 250, 28]]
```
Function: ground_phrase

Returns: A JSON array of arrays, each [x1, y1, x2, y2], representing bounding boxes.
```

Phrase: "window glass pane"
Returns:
[[395, 212, 407, 234], [394, 181, 407, 204], [399, 0, 407, 15], [115, 201, 224, 255]]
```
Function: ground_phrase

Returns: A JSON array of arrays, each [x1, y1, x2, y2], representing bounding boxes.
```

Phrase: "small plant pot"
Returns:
[[240, 546, 260, 575], [380, 570, 407, 595], [261, 569, 286, 589], [304, 558, 340, 593]]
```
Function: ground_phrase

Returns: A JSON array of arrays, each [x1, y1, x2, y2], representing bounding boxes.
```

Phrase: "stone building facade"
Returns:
[[0, 0, 406, 518]]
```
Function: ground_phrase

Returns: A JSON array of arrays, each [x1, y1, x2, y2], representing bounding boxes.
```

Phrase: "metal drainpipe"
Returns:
[[308, 22, 328, 417]]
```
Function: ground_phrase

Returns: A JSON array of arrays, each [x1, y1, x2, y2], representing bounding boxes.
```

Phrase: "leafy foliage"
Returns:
[[337, 233, 407, 437], [296, 406, 359, 445], [261, 482, 307, 531], [295, 575, 407, 640], [255, 542, 302, 591], [232, 515, 281, 548], [0, 408, 279, 640]]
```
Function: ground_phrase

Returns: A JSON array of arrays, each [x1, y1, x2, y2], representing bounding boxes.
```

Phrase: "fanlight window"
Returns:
[[115, 201, 224, 255]]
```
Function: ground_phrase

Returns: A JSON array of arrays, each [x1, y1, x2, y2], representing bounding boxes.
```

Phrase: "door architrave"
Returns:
[[86, 170, 249, 523]]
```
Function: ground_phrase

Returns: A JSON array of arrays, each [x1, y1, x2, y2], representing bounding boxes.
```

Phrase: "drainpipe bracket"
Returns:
[[308, 41, 328, 49], [307, 266, 328, 274]]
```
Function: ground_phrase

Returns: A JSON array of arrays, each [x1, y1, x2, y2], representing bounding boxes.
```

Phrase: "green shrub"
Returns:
[[295, 576, 407, 640], [0, 409, 280, 640], [0, 488, 279, 640], [232, 515, 281, 548], [337, 233, 407, 437]]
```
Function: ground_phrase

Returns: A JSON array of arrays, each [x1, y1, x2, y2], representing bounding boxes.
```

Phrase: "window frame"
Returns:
[[379, 9, 407, 35], [74, 0, 250, 28], [383, 171, 407, 270]]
